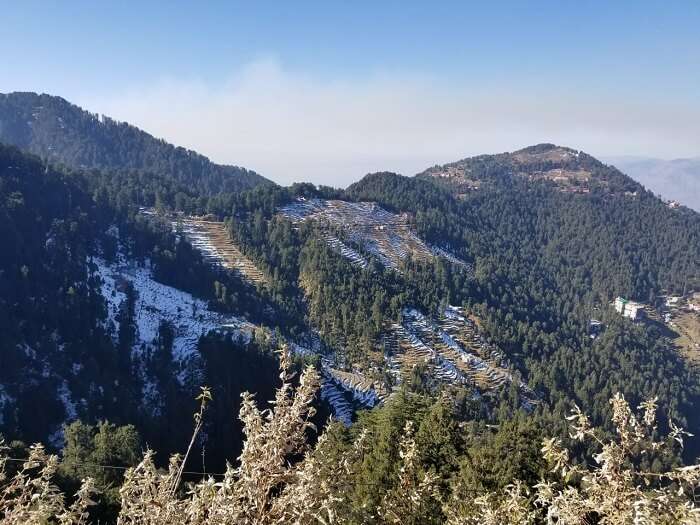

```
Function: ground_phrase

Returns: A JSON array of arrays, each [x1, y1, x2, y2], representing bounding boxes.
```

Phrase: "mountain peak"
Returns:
[[511, 143, 582, 162], [416, 144, 637, 195]]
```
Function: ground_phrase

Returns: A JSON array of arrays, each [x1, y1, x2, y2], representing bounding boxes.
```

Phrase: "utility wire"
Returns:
[[1, 457, 226, 478]]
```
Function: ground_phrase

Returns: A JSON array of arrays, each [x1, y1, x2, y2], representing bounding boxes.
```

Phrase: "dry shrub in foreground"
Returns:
[[445, 394, 700, 524], [0, 442, 95, 524], [116, 348, 321, 524], [0, 346, 698, 524]]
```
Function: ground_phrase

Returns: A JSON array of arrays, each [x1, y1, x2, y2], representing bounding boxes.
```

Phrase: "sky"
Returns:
[[2, 1, 699, 186]]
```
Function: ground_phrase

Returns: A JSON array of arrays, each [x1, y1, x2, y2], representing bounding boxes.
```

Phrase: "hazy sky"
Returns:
[[2, 1, 699, 186]]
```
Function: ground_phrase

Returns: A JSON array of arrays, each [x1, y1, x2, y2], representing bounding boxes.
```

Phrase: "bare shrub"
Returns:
[[0, 442, 95, 525], [116, 346, 321, 524], [1, 345, 698, 525], [444, 393, 700, 524]]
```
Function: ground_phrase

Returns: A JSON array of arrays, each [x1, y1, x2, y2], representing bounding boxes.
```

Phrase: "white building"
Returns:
[[614, 297, 644, 320], [666, 296, 681, 307]]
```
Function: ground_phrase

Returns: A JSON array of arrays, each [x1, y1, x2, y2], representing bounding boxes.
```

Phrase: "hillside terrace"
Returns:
[[177, 218, 267, 286], [278, 198, 473, 273], [288, 338, 389, 424], [139, 208, 267, 286], [291, 306, 537, 421], [320, 379, 355, 426], [385, 307, 536, 409]]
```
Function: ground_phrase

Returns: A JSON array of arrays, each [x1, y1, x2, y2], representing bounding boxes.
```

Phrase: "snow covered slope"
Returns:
[[95, 257, 254, 363], [94, 256, 255, 413]]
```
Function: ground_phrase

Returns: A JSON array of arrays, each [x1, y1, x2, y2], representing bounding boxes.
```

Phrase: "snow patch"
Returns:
[[92, 256, 256, 415], [56, 380, 77, 421], [320, 379, 354, 426], [94, 257, 254, 364]]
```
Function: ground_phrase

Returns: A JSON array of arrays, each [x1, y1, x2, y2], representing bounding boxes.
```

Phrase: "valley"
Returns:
[[132, 200, 518, 425], [141, 200, 526, 424], [2, 3, 699, 519], [1, 92, 699, 523]]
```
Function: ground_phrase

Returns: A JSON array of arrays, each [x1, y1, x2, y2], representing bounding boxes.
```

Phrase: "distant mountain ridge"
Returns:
[[0, 92, 273, 194], [417, 143, 699, 212], [603, 156, 700, 212]]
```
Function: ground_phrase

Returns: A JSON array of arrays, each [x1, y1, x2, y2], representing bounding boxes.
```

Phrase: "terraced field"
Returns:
[[279, 198, 472, 273], [139, 207, 524, 422], [320, 380, 355, 425], [289, 341, 389, 425], [670, 309, 700, 368], [323, 361, 390, 406], [178, 218, 267, 286], [385, 307, 536, 409], [321, 232, 368, 268], [311, 305, 537, 422]]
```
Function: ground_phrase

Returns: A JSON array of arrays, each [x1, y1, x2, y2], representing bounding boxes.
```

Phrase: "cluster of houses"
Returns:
[[613, 293, 699, 326], [589, 319, 604, 338], [691, 298, 700, 312], [613, 296, 646, 320], [665, 293, 700, 313], [660, 293, 700, 326]]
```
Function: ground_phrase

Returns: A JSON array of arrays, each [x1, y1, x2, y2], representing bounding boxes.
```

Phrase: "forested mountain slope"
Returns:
[[417, 143, 640, 195], [0, 144, 114, 441], [0, 92, 272, 196], [347, 156, 700, 447], [2, 116, 699, 521], [390, 143, 699, 300], [0, 144, 283, 468]]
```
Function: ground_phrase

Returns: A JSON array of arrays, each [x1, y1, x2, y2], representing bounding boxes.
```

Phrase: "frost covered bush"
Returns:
[[444, 394, 700, 524], [0, 442, 95, 524], [1, 347, 698, 524]]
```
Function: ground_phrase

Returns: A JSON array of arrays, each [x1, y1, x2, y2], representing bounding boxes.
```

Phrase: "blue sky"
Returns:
[[2, 1, 699, 185]]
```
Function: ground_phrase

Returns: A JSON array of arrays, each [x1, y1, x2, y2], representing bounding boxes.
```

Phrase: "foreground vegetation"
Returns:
[[1, 348, 698, 524]]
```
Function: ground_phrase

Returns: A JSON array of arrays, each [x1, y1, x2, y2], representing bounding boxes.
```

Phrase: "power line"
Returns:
[[1, 457, 414, 486], [1, 457, 227, 478]]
